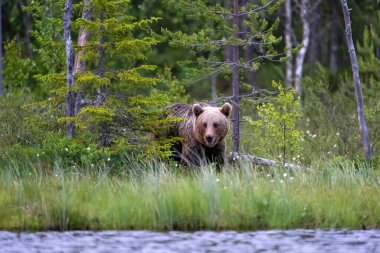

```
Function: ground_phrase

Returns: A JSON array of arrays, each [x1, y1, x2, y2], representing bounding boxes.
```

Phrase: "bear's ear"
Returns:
[[220, 103, 232, 117], [193, 104, 204, 117]]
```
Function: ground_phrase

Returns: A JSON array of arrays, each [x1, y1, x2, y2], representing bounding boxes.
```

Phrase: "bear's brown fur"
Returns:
[[160, 102, 232, 167]]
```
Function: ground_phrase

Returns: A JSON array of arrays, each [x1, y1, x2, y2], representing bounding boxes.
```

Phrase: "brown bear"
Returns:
[[159, 102, 232, 167]]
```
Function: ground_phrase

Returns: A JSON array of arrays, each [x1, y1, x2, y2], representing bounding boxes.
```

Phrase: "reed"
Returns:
[[0, 159, 379, 231]]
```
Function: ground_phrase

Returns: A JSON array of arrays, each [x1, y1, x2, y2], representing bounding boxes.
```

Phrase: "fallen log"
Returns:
[[227, 152, 302, 170]]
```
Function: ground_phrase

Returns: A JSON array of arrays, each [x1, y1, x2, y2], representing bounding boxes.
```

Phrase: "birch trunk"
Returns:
[[294, 0, 310, 96], [63, 0, 75, 138], [284, 0, 293, 88], [340, 0, 372, 160], [231, 0, 240, 155]]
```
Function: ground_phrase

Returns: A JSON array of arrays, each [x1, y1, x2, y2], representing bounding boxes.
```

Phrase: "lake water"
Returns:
[[1, 229, 379, 253]]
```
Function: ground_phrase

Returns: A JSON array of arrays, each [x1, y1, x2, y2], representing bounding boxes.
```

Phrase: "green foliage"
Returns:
[[163, 0, 283, 86], [301, 65, 360, 162], [245, 81, 301, 163], [3, 40, 34, 94], [27, 0, 66, 81], [357, 12, 380, 156], [24, 0, 180, 160]]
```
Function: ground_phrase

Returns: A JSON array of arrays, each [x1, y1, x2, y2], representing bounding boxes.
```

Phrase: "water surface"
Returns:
[[1, 229, 379, 253]]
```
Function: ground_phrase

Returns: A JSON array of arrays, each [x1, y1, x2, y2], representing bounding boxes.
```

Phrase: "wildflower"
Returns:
[[283, 173, 288, 177], [216, 178, 220, 182], [224, 186, 227, 190], [37, 153, 40, 157], [91, 164, 94, 167], [336, 132, 340, 136], [292, 157, 296, 161], [267, 174, 270, 177], [270, 179, 274, 183], [306, 130, 310, 134], [107, 157, 111, 161], [300, 138, 304, 142], [290, 177, 294, 181], [55, 174, 59, 177], [175, 163, 178, 167], [327, 151, 332, 154], [333, 144, 338, 148], [64, 148, 68, 151], [87, 147, 91, 150], [306, 118, 310, 122], [280, 180, 284, 183], [312, 134, 317, 138], [29, 173, 32, 176]]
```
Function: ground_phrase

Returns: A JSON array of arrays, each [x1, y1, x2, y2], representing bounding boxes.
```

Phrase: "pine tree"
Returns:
[[164, 0, 283, 156]]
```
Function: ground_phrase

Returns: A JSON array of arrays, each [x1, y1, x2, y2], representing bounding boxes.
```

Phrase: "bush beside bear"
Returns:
[[158, 102, 232, 167]]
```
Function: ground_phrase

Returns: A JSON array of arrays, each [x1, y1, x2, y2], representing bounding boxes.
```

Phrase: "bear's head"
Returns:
[[192, 103, 232, 148]]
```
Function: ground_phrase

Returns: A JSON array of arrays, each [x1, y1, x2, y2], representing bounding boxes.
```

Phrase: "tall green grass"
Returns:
[[0, 159, 379, 231]]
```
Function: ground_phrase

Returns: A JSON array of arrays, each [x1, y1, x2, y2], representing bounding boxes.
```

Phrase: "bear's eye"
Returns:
[[213, 123, 219, 128], [203, 122, 207, 128]]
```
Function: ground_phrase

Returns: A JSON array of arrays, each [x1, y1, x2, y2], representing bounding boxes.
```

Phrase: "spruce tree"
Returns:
[[35, 0, 169, 157]]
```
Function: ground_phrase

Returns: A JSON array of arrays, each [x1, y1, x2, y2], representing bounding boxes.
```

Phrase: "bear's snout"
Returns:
[[205, 135, 214, 145]]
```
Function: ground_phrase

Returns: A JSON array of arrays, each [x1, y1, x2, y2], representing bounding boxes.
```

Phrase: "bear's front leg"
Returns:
[[205, 142, 226, 167], [180, 143, 205, 167]]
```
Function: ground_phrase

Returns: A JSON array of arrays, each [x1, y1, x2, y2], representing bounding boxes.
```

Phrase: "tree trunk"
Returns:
[[340, 0, 372, 161], [307, 3, 319, 68], [231, 0, 240, 155], [211, 73, 217, 102], [0, 0, 3, 95], [294, 0, 310, 97], [15, 0, 32, 58], [284, 0, 293, 88], [63, 0, 75, 138], [74, 0, 91, 74], [329, 3, 339, 75], [74, 0, 91, 115]]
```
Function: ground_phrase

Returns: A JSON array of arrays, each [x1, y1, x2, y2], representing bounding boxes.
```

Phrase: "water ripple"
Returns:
[[1, 229, 379, 253]]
